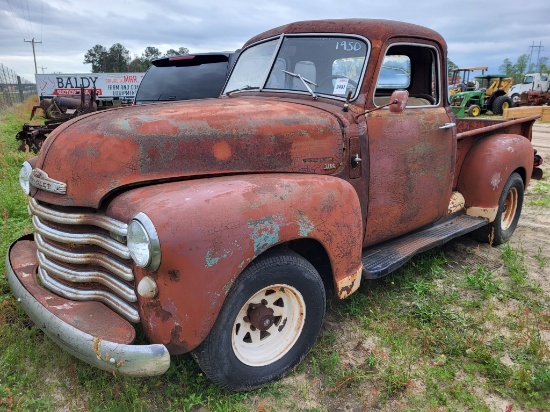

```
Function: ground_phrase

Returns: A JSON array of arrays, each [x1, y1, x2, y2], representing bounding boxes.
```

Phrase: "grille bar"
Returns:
[[30, 199, 139, 323], [33, 216, 131, 259], [29, 198, 128, 236], [38, 267, 140, 323], [37, 252, 137, 303], [35, 234, 133, 281]]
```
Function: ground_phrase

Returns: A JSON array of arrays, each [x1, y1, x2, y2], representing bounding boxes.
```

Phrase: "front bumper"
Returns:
[[6, 236, 170, 377]]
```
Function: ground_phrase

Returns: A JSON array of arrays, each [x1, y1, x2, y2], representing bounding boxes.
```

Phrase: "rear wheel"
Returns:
[[472, 172, 524, 245], [468, 105, 481, 117], [192, 249, 326, 391], [492, 95, 512, 115]]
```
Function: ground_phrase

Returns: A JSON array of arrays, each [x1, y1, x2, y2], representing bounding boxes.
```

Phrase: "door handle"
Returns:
[[439, 123, 456, 129]]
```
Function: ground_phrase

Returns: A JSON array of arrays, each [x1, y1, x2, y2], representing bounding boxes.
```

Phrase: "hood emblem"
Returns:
[[30, 168, 67, 194]]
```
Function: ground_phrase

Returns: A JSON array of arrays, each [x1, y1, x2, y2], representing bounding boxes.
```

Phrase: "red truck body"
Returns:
[[6, 19, 541, 390]]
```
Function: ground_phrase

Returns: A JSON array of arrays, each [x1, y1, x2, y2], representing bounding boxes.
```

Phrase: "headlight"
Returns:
[[127, 212, 161, 271], [19, 161, 33, 195]]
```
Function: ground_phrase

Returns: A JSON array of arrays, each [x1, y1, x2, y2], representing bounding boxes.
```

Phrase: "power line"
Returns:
[[5, 0, 25, 39], [19, 0, 31, 38], [25, 0, 35, 39], [40, 0, 44, 42]]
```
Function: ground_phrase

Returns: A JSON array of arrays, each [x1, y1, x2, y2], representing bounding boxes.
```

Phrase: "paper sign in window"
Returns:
[[333, 78, 349, 95]]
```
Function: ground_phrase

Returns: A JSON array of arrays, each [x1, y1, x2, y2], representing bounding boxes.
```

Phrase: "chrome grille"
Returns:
[[29, 198, 139, 323]]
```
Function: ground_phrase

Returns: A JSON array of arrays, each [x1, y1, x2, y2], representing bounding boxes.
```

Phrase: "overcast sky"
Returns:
[[1, 0, 549, 82]]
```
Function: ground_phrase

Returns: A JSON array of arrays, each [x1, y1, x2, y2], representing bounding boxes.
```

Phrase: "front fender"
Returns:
[[457, 134, 533, 221], [106, 174, 363, 354]]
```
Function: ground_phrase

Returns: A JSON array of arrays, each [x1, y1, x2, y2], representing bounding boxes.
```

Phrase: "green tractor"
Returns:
[[450, 74, 514, 117]]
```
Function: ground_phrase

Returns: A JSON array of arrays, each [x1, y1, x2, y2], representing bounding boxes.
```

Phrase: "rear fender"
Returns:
[[107, 174, 363, 353], [457, 134, 533, 221]]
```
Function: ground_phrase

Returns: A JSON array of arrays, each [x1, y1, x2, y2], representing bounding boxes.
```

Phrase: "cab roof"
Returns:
[[243, 19, 446, 50]]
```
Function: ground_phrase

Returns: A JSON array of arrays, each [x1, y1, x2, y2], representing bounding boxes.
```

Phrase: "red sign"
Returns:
[[53, 88, 103, 96]]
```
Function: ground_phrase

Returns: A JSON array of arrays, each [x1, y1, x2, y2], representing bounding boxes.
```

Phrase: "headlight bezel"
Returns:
[[19, 161, 33, 195], [127, 212, 161, 271]]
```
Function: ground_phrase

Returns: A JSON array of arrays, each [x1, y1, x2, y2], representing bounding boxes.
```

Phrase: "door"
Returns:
[[363, 43, 456, 246]]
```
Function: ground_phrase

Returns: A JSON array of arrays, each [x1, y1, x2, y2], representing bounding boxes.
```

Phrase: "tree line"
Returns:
[[448, 54, 549, 85], [83, 44, 189, 73], [499, 54, 549, 84]]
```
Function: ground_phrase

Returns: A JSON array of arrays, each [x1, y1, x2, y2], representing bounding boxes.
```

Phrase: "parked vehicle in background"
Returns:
[[8, 18, 542, 392], [133, 52, 238, 105], [508, 73, 550, 105], [450, 74, 513, 117], [448, 66, 488, 97]]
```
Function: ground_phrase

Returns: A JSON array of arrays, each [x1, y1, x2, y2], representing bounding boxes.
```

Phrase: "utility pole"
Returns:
[[24, 38, 42, 74], [527, 41, 544, 73], [39, 66, 47, 74]]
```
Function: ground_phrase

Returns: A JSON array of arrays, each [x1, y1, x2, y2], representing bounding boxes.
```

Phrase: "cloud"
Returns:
[[1, 0, 549, 82]]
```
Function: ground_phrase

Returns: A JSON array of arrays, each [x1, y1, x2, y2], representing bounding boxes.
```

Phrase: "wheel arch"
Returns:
[[457, 134, 533, 222], [107, 173, 363, 354]]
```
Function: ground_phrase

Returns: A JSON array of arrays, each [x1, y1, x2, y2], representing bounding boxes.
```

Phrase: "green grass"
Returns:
[[0, 100, 549, 411], [528, 181, 550, 207]]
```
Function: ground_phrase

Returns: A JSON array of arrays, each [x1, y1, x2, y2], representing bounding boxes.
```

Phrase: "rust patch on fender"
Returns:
[[212, 141, 232, 161], [143, 300, 172, 322], [336, 266, 362, 299], [168, 269, 180, 282]]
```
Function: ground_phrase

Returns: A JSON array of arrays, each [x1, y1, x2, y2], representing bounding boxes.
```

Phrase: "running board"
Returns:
[[362, 214, 487, 279]]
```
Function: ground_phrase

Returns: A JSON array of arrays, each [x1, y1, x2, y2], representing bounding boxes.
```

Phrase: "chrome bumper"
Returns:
[[6, 236, 170, 377]]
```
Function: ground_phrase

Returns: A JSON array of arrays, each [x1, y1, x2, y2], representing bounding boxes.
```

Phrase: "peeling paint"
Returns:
[[490, 172, 502, 190], [296, 212, 315, 237], [205, 249, 233, 268], [248, 217, 280, 255]]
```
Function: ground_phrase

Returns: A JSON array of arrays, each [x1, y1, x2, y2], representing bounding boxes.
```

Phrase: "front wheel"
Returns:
[[492, 95, 512, 115], [192, 249, 326, 391], [468, 104, 481, 117], [472, 172, 524, 245]]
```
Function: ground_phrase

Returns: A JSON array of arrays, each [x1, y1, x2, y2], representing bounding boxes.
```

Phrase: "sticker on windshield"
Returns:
[[333, 78, 349, 95]]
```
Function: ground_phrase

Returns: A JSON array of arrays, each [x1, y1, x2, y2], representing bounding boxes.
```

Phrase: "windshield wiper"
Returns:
[[282, 70, 318, 100], [224, 85, 260, 96]]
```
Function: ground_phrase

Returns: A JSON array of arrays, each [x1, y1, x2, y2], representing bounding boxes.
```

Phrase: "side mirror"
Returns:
[[389, 90, 409, 113]]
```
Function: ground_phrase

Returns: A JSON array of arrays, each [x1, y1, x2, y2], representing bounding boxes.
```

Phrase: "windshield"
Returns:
[[223, 35, 368, 99]]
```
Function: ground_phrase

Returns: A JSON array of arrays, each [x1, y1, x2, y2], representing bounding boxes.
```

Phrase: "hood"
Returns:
[[33, 97, 344, 208]]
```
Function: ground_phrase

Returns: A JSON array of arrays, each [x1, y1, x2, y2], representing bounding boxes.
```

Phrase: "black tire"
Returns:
[[511, 93, 520, 106], [192, 249, 326, 391], [468, 104, 481, 117], [492, 95, 512, 115], [472, 172, 524, 245]]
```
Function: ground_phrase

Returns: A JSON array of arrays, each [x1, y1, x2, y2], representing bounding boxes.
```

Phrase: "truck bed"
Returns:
[[456, 115, 540, 141]]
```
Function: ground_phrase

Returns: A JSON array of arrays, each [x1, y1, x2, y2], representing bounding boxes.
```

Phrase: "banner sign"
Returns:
[[35, 73, 145, 100]]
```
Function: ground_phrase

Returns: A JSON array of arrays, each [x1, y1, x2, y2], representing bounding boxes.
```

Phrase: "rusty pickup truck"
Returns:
[[6, 19, 542, 391]]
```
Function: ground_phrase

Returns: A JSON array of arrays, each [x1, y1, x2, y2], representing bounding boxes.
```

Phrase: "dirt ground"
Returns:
[[514, 123, 550, 296]]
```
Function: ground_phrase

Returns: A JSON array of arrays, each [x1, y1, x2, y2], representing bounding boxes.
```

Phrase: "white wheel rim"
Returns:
[[232, 284, 305, 366]]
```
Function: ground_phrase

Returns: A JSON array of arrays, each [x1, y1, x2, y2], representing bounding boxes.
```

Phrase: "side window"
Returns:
[[377, 55, 410, 89], [374, 44, 439, 107]]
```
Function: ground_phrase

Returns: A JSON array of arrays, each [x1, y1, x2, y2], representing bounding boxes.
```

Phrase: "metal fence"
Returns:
[[0, 63, 36, 112]]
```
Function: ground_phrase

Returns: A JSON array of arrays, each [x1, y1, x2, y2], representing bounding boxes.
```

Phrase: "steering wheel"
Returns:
[[318, 75, 358, 94]]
